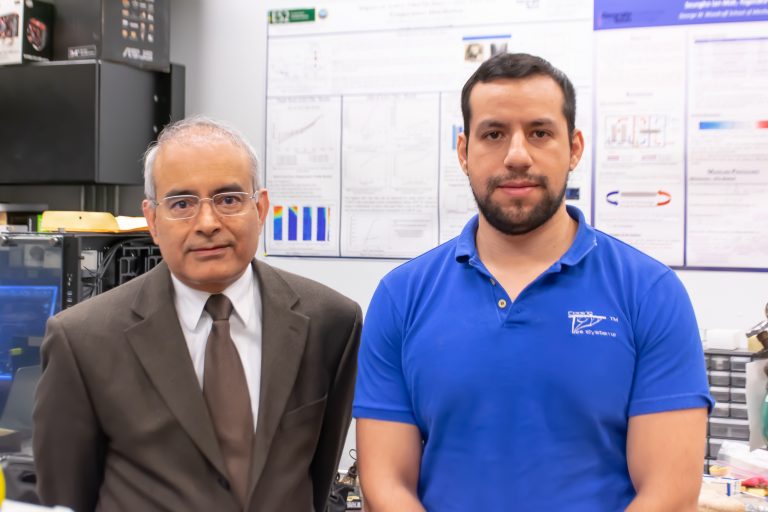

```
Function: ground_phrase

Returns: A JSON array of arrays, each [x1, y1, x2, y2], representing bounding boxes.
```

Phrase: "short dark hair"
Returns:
[[460, 53, 577, 144]]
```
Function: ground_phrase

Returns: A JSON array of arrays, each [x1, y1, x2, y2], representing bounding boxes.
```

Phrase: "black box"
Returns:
[[0, 0, 54, 65], [0, 60, 185, 185], [53, 0, 169, 72]]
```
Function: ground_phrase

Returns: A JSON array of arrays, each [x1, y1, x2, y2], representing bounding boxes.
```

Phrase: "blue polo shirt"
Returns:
[[353, 206, 713, 512]]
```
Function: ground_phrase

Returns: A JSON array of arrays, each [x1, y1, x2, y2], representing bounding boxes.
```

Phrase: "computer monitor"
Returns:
[[0, 285, 58, 334], [0, 285, 58, 376]]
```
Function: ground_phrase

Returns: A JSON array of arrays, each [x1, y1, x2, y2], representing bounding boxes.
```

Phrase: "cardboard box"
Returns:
[[53, 0, 169, 71], [0, 0, 53, 65]]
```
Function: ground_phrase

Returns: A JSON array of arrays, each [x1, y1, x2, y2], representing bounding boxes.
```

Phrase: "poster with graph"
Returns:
[[264, 0, 593, 257], [265, 0, 768, 268], [265, 96, 341, 256], [594, 0, 768, 268]]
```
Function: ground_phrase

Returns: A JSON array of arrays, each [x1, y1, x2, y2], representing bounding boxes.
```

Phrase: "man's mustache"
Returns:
[[486, 172, 549, 191]]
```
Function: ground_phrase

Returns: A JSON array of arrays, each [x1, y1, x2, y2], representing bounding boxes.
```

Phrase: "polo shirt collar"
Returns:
[[454, 205, 597, 268], [560, 205, 597, 267], [454, 214, 480, 263]]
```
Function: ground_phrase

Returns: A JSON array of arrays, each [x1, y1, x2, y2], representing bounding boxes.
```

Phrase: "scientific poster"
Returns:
[[265, 0, 593, 257], [266, 0, 768, 269]]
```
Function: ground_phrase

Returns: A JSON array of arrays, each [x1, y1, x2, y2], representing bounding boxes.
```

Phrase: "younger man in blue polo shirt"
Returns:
[[353, 53, 712, 512]]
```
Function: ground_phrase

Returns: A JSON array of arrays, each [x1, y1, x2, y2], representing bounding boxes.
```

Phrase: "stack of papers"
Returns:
[[39, 211, 148, 233]]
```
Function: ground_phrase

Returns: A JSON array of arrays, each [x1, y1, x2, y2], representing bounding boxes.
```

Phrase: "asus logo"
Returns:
[[122, 47, 153, 62]]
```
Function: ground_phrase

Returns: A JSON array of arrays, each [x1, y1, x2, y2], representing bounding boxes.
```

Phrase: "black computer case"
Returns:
[[0, 60, 185, 185]]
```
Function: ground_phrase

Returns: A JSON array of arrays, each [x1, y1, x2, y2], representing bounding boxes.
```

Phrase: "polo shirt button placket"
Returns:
[[498, 297, 514, 324], [489, 278, 511, 320]]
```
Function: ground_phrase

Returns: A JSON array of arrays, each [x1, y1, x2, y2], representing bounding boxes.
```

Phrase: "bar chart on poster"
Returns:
[[264, 0, 768, 269]]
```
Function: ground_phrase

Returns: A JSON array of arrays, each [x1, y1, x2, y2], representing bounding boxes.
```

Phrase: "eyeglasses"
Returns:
[[152, 192, 259, 220]]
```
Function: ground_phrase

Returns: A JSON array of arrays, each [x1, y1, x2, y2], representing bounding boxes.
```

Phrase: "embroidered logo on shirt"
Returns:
[[568, 311, 618, 337]]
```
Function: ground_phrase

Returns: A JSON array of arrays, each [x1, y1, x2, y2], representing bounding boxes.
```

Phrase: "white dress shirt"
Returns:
[[171, 267, 263, 431]]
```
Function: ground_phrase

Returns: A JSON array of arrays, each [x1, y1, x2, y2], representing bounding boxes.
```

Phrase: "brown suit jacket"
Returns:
[[33, 260, 362, 512]]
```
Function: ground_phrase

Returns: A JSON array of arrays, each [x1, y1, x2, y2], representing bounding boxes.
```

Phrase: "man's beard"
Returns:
[[470, 169, 568, 236]]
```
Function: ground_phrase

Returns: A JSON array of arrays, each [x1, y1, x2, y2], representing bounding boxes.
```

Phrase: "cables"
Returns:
[[79, 237, 154, 300]]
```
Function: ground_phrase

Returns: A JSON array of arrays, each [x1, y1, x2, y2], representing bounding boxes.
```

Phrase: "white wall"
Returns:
[[170, 0, 768, 467]]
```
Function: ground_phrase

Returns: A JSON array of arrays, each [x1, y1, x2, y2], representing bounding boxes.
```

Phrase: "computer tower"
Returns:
[[0, 232, 161, 442]]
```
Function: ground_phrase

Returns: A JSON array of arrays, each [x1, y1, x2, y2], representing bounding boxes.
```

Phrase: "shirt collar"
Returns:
[[454, 214, 480, 263], [560, 205, 597, 267], [171, 266, 255, 331], [454, 205, 596, 268]]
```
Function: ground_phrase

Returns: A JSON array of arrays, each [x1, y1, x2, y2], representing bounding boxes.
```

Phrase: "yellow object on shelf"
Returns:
[[0, 461, 5, 507], [744, 487, 768, 497], [709, 465, 730, 477], [747, 334, 764, 353], [40, 211, 148, 233]]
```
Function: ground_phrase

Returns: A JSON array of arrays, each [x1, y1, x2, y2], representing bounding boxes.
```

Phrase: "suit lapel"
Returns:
[[123, 263, 227, 478], [247, 260, 309, 497]]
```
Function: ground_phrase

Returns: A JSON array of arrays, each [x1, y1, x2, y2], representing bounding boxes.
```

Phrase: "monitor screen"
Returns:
[[0, 285, 58, 333], [0, 286, 58, 374]]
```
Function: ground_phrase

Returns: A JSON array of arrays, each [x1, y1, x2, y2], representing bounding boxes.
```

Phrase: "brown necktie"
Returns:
[[203, 294, 253, 508]]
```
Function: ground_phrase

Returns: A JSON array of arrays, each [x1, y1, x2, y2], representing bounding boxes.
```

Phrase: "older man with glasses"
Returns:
[[33, 116, 362, 512]]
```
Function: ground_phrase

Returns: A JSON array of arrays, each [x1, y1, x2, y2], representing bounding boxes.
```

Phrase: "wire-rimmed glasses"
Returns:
[[152, 191, 259, 220]]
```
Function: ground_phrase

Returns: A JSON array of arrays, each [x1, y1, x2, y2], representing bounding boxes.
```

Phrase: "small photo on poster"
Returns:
[[464, 43, 484, 62]]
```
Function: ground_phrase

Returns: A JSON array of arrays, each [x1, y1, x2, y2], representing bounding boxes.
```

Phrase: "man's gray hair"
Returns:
[[143, 115, 262, 201]]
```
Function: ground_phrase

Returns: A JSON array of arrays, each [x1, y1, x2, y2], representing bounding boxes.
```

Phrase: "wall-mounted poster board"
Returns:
[[264, 0, 768, 270]]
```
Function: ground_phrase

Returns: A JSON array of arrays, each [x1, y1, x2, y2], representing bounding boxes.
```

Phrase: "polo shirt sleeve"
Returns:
[[353, 280, 417, 425], [628, 270, 715, 416]]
